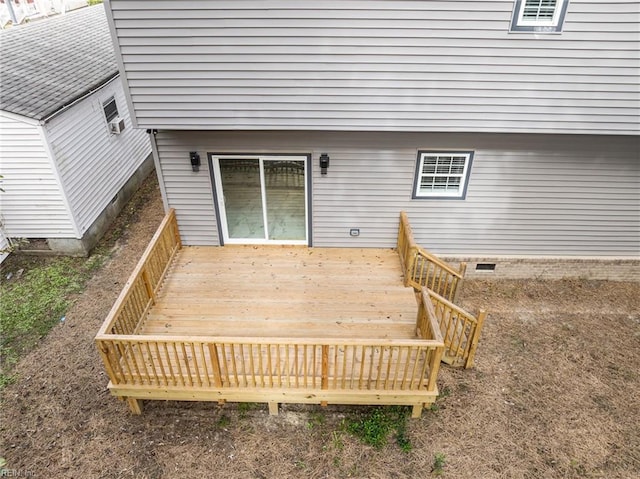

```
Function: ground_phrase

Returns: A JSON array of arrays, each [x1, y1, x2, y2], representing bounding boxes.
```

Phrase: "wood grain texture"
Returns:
[[140, 245, 418, 340]]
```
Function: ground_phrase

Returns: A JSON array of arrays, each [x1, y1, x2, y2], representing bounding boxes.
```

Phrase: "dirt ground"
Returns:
[[1, 173, 639, 479]]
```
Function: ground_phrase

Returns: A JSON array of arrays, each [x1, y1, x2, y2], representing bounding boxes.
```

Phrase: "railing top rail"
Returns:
[[96, 208, 178, 336], [96, 333, 445, 348], [425, 288, 482, 324], [399, 211, 464, 279]]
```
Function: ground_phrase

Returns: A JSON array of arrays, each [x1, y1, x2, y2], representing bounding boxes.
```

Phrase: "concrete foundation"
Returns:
[[442, 256, 639, 282]]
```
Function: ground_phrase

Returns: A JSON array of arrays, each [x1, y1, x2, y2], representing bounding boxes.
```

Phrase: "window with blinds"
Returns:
[[412, 151, 474, 199], [510, 0, 568, 32]]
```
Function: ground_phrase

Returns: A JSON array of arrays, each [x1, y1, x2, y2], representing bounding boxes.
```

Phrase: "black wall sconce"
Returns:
[[189, 151, 201, 172], [319, 153, 330, 175]]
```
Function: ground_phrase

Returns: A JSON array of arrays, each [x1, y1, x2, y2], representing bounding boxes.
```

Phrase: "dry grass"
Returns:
[[1, 174, 638, 478]]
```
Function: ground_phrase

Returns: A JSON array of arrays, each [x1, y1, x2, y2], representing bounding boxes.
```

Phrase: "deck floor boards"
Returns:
[[139, 246, 418, 340]]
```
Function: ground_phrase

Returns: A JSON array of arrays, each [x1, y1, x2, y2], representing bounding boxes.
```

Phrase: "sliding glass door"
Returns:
[[212, 155, 308, 244]]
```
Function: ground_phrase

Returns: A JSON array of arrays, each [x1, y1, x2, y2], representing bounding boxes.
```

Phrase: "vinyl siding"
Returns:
[[45, 78, 151, 235], [0, 227, 9, 263], [154, 132, 219, 245], [155, 130, 640, 256], [0, 113, 76, 237], [107, 0, 640, 134]]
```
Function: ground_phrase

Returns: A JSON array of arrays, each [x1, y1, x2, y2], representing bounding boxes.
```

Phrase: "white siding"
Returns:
[[0, 227, 9, 263], [45, 79, 151, 235], [155, 130, 640, 256], [107, 0, 640, 134], [0, 113, 76, 237]]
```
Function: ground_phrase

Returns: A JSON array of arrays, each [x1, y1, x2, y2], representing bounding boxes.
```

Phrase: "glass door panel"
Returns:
[[219, 159, 265, 239], [264, 160, 306, 241]]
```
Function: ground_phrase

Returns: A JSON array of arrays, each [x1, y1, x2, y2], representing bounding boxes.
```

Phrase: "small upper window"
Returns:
[[103, 97, 119, 122], [510, 0, 569, 33], [412, 151, 473, 200]]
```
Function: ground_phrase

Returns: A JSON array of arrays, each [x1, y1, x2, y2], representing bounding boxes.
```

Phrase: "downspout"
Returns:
[[148, 129, 169, 213]]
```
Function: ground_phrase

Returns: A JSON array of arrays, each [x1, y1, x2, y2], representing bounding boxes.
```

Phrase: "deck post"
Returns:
[[127, 398, 143, 415], [465, 309, 487, 369], [141, 268, 156, 302], [208, 344, 223, 387], [453, 262, 467, 304], [321, 345, 329, 407], [171, 218, 182, 250], [268, 402, 279, 416], [427, 347, 444, 393], [411, 404, 423, 418]]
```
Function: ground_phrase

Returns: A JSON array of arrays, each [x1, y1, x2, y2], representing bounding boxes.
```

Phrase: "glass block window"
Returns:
[[510, 0, 569, 33], [413, 151, 473, 199]]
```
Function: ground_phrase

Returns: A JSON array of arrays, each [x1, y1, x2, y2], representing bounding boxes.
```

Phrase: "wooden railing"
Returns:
[[97, 209, 181, 337], [397, 211, 467, 303], [95, 292, 445, 415], [95, 335, 444, 392], [423, 289, 486, 369]]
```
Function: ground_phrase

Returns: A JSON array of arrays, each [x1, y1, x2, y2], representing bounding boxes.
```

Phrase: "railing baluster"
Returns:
[[302, 345, 308, 388], [171, 342, 185, 386], [349, 346, 357, 389], [321, 345, 329, 391], [220, 343, 231, 387], [418, 347, 431, 389], [180, 342, 193, 386], [257, 344, 265, 388], [375, 346, 385, 389], [189, 342, 201, 387], [356, 345, 365, 389], [294, 344, 300, 388], [143, 341, 158, 386], [266, 344, 273, 387], [229, 344, 239, 387], [332, 345, 339, 389], [341, 346, 348, 390]]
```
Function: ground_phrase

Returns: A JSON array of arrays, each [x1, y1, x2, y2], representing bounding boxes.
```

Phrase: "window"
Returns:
[[103, 96, 119, 122], [412, 151, 473, 199], [510, 0, 569, 33]]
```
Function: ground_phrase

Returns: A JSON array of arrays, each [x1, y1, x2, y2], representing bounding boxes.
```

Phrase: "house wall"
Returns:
[[0, 112, 77, 238], [45, 77, 152, 242], [0, 227, 9, 264], [154, 130, 640, 267], [106, 0, 639, 135]]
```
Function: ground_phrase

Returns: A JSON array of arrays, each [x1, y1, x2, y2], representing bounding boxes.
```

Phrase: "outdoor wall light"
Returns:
[[319, 153, 330, 175], [189, 151, 201, 172]]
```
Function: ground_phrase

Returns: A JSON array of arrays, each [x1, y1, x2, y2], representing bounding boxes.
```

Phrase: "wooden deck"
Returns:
[[140, 246, 418, 341], [96, 210, 485, 417]]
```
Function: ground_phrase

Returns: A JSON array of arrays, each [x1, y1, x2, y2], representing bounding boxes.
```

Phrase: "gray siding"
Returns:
[[45, 79, 151, 236], [154, 132, 219, 245], [155, 130, 640, 256], [107, 0, 639, 134], [0, 113, 77, 237]]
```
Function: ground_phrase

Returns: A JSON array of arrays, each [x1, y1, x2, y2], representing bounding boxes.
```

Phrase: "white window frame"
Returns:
[[510, 0, 569, 33], [412, 151, 474, 200]]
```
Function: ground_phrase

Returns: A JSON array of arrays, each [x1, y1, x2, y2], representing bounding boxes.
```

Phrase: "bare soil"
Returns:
[[1, 173, 638, 479]]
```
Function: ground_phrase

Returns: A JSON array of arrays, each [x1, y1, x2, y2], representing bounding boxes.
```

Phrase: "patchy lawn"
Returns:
[[0, 173, 638, 478]]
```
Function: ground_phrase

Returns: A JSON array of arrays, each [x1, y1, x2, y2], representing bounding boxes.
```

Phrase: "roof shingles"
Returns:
[[0, 5, 118, 120]]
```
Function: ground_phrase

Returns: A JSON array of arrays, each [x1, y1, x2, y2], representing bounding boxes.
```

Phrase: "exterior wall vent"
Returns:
[[475, 263, 496, 272]]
